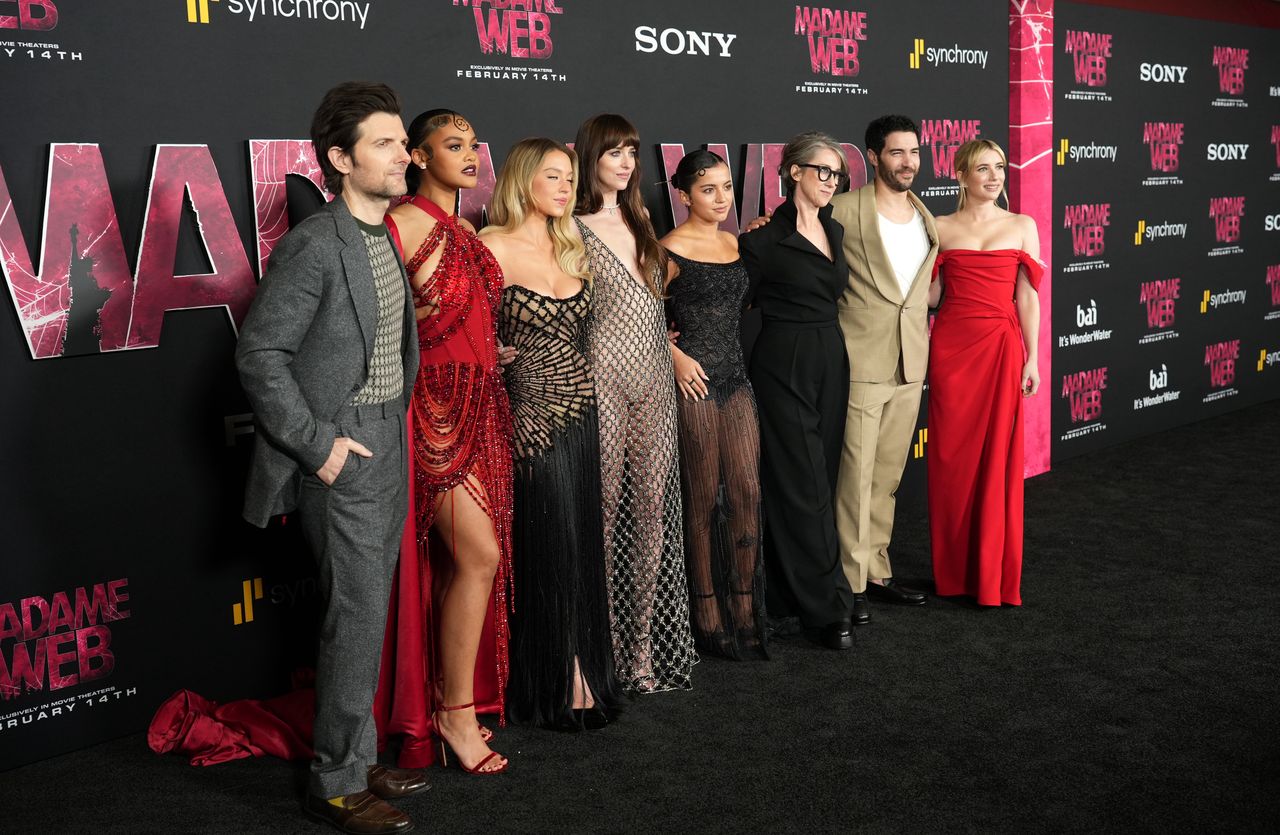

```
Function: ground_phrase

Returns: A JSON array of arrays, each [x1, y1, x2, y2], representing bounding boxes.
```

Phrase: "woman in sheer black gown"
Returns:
[[661, 150, 767, 660], [481, 138, 620, 729]]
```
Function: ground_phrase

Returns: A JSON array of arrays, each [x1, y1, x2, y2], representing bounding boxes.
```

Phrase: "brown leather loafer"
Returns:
[[367, 763, 431, 800], [304, 790, 414, 834]]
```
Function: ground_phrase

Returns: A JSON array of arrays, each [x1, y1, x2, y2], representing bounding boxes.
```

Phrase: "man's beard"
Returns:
[[878, 164, 914, 193]]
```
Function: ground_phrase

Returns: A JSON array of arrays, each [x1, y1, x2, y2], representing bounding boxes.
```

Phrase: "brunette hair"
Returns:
[[404, 108, 464, 193], [953, 138, 1008, 210], [488, 138, 589, 280], [778, 131, 847, 197], [573, 113, 666, 295], [865, 114, 920, 155], [310, 81, 402, 195], [671, 149, 728, 194]]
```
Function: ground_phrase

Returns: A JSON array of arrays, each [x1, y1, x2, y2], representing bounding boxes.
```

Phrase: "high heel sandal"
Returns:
[[434, 682, 493, 742], [434, 702, 508, 775]]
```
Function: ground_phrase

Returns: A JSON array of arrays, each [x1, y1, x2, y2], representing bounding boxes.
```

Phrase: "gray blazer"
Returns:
[[235, 198, 419, 527]]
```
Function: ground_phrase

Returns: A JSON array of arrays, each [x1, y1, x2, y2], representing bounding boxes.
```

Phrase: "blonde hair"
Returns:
[[954, 139, 1008, 211], [490, 138, 589, 280]]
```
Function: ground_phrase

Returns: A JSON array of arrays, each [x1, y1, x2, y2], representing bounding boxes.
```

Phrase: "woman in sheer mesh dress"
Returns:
[[660, 149, 767, 660], [573, 113, 696, 692], [481, 138, 621, 729]]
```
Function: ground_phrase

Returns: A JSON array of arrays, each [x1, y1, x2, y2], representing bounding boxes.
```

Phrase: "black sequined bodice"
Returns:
[[666, 252, 751, 404]]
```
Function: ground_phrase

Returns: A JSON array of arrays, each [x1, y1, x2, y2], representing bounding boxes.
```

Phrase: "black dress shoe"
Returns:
[[304, 790, 414, 834], [818, 619, 855, 650], [366, 764, 430, 800], [852, 593, 870, 625], [866, 579, 927, 605]]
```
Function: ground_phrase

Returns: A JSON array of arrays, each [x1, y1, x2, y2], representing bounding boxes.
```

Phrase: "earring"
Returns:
[[419, 163, 427, 169]]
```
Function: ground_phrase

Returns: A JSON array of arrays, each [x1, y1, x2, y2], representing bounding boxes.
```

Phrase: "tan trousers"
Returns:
[[835, 376, 923, 593]]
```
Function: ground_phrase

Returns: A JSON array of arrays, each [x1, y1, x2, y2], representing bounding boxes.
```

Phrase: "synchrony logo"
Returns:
[[1134, 363, 1180, 411], [917, 119, 980, 198], [907, 38, 988, 70], [1060, 366, 1107, 440], [1057, 299, 1112, 348], [453, 0, 567, 83], [1062, 203, 1109, 272], [1056, 139, 1117, 165], [1203, 339, 1240, 402], [2, 0, 83, 63], [1063, 29, 1112, 101], [1260, 348, 1280, 372], [1139, 61, 1187, 84], [1199, 287, 1246, 314], [1139, 278, 1179, 344], [1211, 45, 1248, 107], [793, 6, 869, 96], [1142, 122, 1183, 186], [1208, 196, 1245, 256], [191, 0, 373, 29], [635, 26, 737, 58], [1133, 219, 1187, 246]]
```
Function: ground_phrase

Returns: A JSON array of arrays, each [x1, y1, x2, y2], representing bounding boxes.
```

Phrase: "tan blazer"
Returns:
[[830, 183, 939, 384]]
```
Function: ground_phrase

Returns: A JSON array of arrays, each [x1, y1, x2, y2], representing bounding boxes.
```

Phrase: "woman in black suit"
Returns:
[[739, 131, 856, 650]]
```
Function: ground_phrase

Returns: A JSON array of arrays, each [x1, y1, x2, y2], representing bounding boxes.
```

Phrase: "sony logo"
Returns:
[[1139, 62, 1187, 83], [1206, 143, 1249, 161], [634, 26, 736, 57]]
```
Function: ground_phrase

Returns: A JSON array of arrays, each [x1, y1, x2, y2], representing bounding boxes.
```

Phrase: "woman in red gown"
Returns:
[[927, 139, 1042, 607], [375, 110, 512, 774]]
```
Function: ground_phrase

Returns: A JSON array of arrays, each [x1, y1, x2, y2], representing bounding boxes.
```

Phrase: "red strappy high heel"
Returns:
[[434, 702, 508, 775]]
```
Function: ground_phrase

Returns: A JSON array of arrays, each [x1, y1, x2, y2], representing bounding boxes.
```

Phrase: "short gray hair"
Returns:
[[779, 131, 847, 196]]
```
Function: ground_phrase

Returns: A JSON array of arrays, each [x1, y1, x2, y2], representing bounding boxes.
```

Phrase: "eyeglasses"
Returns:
[[798, 163, 848, 183]]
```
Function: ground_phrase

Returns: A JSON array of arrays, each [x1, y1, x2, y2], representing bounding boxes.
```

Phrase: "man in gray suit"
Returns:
[[236, 82, 425, 835]]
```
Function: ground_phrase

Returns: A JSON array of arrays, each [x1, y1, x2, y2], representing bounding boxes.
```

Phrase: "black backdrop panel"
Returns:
[[1053, 3, 1280, 458], [0, 1, 1006, 769]]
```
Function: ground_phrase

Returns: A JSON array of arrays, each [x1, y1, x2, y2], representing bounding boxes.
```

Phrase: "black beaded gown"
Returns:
[[577, 218, 697, 693], [666, 252, 767, 660], [499, 281, 621, 726]]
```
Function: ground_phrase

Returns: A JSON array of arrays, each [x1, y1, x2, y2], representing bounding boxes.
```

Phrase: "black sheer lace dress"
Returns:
[[576, 218, 696, 693], [666, 252, 767, 660], [500, 281, 621, 726]]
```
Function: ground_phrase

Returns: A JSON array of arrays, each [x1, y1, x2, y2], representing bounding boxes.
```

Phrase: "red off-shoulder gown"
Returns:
[[374, 196, 513, 767], [927, 249, 1042, 607]]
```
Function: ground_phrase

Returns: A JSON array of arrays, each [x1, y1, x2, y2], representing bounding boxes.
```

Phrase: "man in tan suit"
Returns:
[[830, 115, 938, 625]]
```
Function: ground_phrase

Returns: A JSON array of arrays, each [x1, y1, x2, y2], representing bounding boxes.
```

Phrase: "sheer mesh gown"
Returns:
[[499, 281, 621, 726], [374, 198, 513, 767], [666, 252, 767, 660], [577, 218, 696, 692]]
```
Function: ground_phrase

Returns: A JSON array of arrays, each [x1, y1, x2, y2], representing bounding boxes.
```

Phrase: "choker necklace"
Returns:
[[601, 202, 619, 215]]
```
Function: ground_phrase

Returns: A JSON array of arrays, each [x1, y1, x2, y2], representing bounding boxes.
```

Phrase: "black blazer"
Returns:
[[738, 199, 848, 325]]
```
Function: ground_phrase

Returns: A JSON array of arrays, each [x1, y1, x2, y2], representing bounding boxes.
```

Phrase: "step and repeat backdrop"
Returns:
[[0, 1, 1008, 768], [1053, 3, 1280, 457]]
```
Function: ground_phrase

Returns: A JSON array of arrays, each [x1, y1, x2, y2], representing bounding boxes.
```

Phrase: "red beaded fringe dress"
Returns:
[[374, 195, 513, 767]]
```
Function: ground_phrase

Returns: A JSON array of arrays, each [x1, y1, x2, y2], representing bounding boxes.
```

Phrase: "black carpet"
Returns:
[[5, 400, 1279, 833]]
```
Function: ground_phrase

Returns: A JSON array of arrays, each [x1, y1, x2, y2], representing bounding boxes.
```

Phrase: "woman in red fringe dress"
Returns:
[[374, 109, 513, 774], [927, 139, 1042, 608]]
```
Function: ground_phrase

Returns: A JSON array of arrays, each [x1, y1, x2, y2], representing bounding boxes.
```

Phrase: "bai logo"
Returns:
[[1133, 219, 1187, 246], [635, 27, 736, 57], [919, 119, 980, 178], [1064, 203, 1109, 257], [1139, 62, 1187, 83], [1143, 122, 1183, 172], [908, 38, 988, 70], [1056, 139, 1117, 165], [1135, 364, 1180, 410], [0, 0, 57, 30], [1140, 278, 1179, 330], [1212, 46, 1248, 95], [1207, 142, 1249, 161], [1059, 299, 1113, 347], [1149, 364, 1168, 390], [1061, 367, 1107, 424], [1064, 29, 1111, 87], [456, 0, 563, 59], [1209, 197, 1245, 243], [794, 6, 867, 77], [1204, 339, 1240, 389], [1076, 299, 1098, 327]]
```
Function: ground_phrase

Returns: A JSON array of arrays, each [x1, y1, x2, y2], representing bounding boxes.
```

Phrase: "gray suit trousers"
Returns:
[[297, 401, 408, 798]]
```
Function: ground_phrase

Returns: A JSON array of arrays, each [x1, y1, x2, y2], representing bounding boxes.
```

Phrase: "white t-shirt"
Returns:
[[877, 208, 930, 299]]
